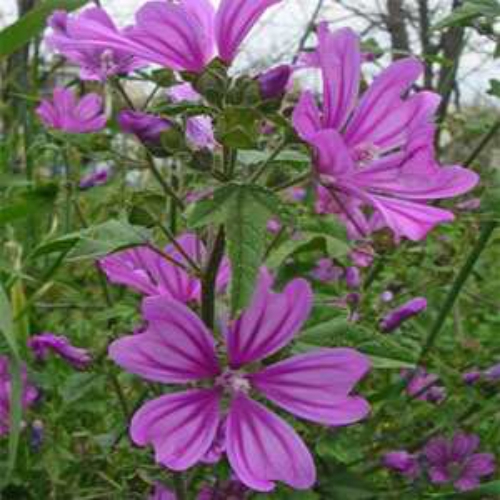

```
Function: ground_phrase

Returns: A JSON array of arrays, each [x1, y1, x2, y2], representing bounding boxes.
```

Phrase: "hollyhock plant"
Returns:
[[293, 24, 479, 241], [0, 355, 38, 436], [109, 273, 370, 492], [28, 333, 92, 370], [37, 87, 106, 134], [380, 297, 427, 333], [46, 8, 142, 81], [53, 0, 282, 73], [100, 233, 230, 303], [424, 433, 495, 491]]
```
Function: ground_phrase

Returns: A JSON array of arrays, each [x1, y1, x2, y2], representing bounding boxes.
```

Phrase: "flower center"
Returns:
[[217, 369, 251, 395], [352, 143, 380, 165]]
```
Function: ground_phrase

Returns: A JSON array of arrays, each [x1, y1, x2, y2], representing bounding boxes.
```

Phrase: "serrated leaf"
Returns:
[[0, 0, 90, 59], [215, 106, 261, 149], [186, 185, 236, 229], [226, 185, 278, 314]]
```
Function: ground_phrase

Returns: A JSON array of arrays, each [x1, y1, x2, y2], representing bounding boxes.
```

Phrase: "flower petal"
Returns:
[[317, 24, 361, 130], [424, 436, 449, 466], [250, 348, 370, 425], [309, 129, 355, 177], [227, 274, 313, 369], [462, 453, 496, 479], [215, 0, 282, 63], [344, 58, 423, 148], [131, 389, 222, 470], [109, 297, 220, 383], [226, 393, 315, 492], [450, 433, 480, 462], [292, 90, 322, 141]]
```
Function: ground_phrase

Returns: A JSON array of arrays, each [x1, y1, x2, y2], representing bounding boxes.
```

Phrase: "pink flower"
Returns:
[[46, 8, 143, 81], [0, 355, 38, 436], [55, 0, 282, 73], [28, 333, 91, 370], [404, 368, 446, 404], [424, 433, 495, 491], [37, 87, 106, 133], [266, 218, 282, 234], [293, 24, 478, 241], [109, 273, 370, 492], [99, 233, 230, 304]]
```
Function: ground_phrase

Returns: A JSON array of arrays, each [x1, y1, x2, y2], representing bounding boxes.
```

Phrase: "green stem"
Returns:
[[272, 172, 311, 192], [250, 139, 286, 183], [146, 153, 185, 210], [172, 473, 187, 500], [464, 118, 500, 168], [419, 220, 497, 364], [201, 227, 225, 330]]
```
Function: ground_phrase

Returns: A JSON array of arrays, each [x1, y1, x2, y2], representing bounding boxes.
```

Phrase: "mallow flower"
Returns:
[[100, 233, 230, 304], [118, 110, 172, 148], [52, 0, 282, 73], [46, 8, 142, 81], [28, 333, 92, 370], [424, 433, 495, 491], [109, 273, 370, 492], [37, 87, 106, 133], [293, 24, 478, 241], [0, 355, 38, 436]]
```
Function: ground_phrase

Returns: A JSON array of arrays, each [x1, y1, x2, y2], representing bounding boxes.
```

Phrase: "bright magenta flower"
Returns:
[[37, 87, 106, 133], [109, 273, 370, 492], [53, 0, 282, 73], [293, 24, 478, 241]]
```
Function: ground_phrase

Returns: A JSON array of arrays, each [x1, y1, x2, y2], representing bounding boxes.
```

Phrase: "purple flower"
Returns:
[[424, 433, 495, 491], [118, 110, 172, 147], [345, 266, 361, 289], [380, 297, 427, 333], [79, 166, 111, 190], [380, 290, 395, 303], [285, 187, 307, 202], [28, 334, 91, 370], [293, 24, 478, 241], [99, 233, 230, 304], [258, 64, 292, 100], [30, 419, 44, 452], [404, 368, 445, 404], [167, 83, 202, 103], [382, 451, 420, 478], [484, 363, 500, 382], [186, 116, 216, 150], [463, 370, 482, 385], [0, 355, 38, 436], [57, 0, 282, 73], [46, 8, 143, 81], [349, 244, 374, 268], [37, 87, 106, 134], [310, 258, 343, 283], [149, 483, 176, 500], [109, 272, 370, 492], [266, 218, 282, 234]]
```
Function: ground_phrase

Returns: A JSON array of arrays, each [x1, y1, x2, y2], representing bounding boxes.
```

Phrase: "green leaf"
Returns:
[[225, 185, 279, 314], [487, 78, 500, 98], [186, 185, 236, 229], [430, 480, 500, 498], [0, 0, 90, 59], [0, 286, 22, 492], [215, 106, 261, 150], [434, 0, 500, 30], [32, 219, 151, 260]]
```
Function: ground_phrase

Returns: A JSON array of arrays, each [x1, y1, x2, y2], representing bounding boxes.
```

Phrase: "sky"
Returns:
[[1, 0, 498, 106]]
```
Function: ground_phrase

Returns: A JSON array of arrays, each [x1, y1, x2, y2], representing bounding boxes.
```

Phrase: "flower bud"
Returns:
[[380, 297, 427, 333], [118, 110, 172, 147], [258, 65, 292, 100], [345, 266, 361, 289]]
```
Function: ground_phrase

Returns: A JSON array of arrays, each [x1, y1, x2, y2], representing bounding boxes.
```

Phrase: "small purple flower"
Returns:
[[349, 244, 374, 268], [266, 218, 282, 234], [380, 297, 427, 333], [462, 370, 482, 385], [404, 368, 445, 404], [118, 110, 172, 147], [28, 334, 91, 370], [424, 433, 495, 491], [258, 64, 292, 100], [286, 187, 307, 202], [30, 419, 44, 452], [345, 266, 361, 289], [310, 259, 343, 283], [37, 87, 106, 134], [380, 290, 395, 303], [79, 166, 111, 190], [382, 451, 420, 478], [0, 355, 38, 436], [149, 483, 176, 500], [46, 8, 143, 81], [484, 363, 500, 382]]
